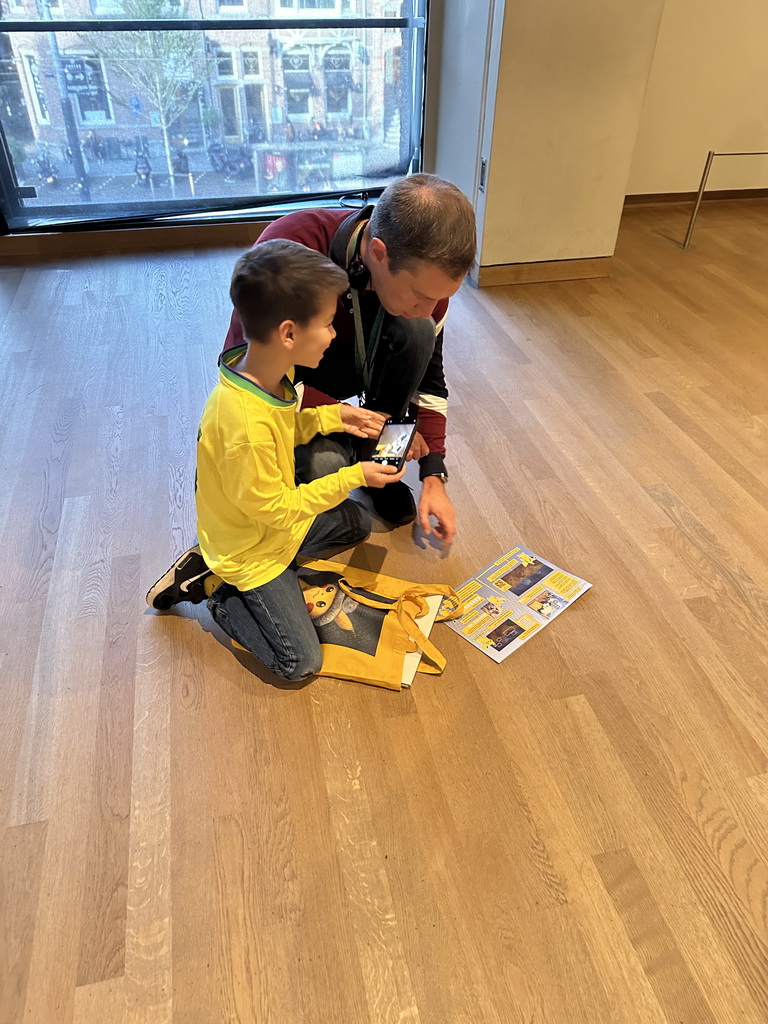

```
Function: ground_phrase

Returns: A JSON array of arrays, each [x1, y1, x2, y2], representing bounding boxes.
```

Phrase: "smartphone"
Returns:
[[370, 418, 418, 472]]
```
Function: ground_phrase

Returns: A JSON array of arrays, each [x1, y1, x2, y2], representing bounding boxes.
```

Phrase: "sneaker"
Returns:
[[146, 545, 212, 610], [364, 481, 417, 526]]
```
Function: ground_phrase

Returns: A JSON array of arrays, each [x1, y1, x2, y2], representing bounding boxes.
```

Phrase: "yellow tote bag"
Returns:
[[297, 558, 464, 690]]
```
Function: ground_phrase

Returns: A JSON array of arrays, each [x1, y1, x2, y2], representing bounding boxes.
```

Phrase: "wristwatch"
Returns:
[[424, 472, 448, 484]]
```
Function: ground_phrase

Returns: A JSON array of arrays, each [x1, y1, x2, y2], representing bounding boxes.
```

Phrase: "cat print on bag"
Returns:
[[298, 570, 387, 656]]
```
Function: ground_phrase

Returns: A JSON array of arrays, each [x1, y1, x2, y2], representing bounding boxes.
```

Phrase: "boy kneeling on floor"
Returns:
[[147, 240, 402, 681]]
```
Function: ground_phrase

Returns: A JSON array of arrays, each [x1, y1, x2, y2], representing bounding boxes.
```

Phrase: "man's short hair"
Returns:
[[231, 239, 348, 342], [367, 173, 476, 280]]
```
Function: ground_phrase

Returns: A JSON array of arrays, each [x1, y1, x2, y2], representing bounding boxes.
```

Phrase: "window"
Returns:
[[243, 83, 265, 141], [241, 50, 261, 78], [0, 4, 428, 231], [214, 49, 235, 79], [323, 46, 351, 117], [218, 86, 239, 137], [282, 48, 311, 117]]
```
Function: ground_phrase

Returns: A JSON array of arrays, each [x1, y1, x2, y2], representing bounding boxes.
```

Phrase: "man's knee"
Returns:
[[386, 315, 435, 359], [296, 435, 352, 483]]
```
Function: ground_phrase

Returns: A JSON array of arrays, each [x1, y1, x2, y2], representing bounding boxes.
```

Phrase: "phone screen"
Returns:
[[372, 422, 416, 464]]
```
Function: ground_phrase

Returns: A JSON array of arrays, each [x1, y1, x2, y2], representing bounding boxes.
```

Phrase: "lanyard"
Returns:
[[346, 222, 385, 403]]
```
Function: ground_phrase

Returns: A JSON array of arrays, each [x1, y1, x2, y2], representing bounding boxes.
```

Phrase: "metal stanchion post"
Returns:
[[680, 150, 715, 249], [680, 149, 768, 249]]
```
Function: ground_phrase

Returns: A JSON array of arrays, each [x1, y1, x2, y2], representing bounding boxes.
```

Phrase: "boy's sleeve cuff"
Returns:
[[341, 462, 367, 491]]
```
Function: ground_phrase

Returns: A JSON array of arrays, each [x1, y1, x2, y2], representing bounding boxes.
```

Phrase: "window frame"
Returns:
[[0, 7, 427, 234]]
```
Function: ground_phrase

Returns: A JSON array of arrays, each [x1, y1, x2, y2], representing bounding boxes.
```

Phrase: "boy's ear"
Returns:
[[277, 318, 296, 350]]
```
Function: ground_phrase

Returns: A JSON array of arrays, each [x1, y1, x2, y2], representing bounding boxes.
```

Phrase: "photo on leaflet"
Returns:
[[486, 618, 525, 652], [524, 589, 568, 620], [479, 600, 502, 617], [498, 558, 554, 596]]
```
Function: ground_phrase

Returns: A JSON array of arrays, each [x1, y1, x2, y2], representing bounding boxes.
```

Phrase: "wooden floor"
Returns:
[[1, 199, 768, 1024]]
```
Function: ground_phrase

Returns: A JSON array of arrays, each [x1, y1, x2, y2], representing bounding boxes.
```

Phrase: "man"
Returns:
[[147, 172, 476, 610]]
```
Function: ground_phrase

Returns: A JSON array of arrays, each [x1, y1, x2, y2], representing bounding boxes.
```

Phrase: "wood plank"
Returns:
[[0, 822, 48, 1024], [594, 847, 719, 1024]]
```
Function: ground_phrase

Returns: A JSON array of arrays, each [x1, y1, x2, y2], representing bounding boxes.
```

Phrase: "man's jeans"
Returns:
[[207, 499, 371, 682], [296, 312, 436, 480]]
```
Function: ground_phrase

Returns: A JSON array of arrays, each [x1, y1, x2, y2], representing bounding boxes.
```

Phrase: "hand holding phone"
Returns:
[[360, 461, 406, 488], [370, 419, 418, 472]]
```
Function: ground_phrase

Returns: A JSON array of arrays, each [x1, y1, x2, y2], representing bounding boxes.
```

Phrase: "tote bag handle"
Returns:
[[337, 581, 463, 675]]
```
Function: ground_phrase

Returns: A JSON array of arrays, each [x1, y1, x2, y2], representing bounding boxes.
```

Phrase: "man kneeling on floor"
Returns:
[[148, 241, 401, 682]]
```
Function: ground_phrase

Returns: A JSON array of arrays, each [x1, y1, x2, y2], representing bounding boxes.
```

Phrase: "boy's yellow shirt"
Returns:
[[196, 346, 366, 591]]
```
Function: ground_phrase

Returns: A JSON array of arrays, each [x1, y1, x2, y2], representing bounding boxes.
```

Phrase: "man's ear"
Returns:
[[368, 235, 389, 268]]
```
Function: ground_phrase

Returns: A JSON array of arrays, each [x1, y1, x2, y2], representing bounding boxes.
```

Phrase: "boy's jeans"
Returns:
[[206, 499, 371, 682]]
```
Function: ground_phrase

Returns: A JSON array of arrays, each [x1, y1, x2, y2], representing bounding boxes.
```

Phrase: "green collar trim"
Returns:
[[219, 345, 297, 407]]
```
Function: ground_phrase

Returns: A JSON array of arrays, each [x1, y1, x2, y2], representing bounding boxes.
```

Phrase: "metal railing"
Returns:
[[680, 149, 768, 248]]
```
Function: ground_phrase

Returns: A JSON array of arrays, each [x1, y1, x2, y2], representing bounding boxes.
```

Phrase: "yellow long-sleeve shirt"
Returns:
[[196, 346, 366, 590]]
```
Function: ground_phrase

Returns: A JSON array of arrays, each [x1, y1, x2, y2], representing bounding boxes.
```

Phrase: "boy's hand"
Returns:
[[340, 404, 388, 439], [360, 461, 407, 488]]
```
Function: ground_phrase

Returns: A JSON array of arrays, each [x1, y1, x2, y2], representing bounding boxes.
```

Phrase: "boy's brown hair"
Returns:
[[231, 239, 348, 343]]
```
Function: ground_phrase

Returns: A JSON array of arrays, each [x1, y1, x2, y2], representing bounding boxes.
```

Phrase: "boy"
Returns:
[[148, 240, 403, 682]]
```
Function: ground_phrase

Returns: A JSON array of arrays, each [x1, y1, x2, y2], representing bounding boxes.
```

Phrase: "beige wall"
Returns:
[[627, 0, 768, 194], [479, 0, 665, 266]]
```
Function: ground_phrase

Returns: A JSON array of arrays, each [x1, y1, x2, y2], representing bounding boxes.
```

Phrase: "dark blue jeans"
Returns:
[[206, 499, 371, 682], [295, 312, 436, 479], [299, 310, 436, 418]]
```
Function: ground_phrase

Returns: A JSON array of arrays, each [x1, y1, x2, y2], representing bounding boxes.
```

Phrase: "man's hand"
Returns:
[[406, 430, 430, 462], [340, 404, 388, 439], [418, 476, 456, 549]]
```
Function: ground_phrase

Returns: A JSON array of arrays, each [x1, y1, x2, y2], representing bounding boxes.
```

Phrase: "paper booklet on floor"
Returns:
[[442, 545, 592, 663]]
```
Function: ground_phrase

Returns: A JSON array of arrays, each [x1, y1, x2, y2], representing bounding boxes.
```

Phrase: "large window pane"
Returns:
[[0, 4, 425, 229], [0, 1, 412, 27]]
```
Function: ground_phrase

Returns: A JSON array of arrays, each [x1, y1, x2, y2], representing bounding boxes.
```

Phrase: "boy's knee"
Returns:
[[350, 502, 373, 544], [278, 639, 323, 682]]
